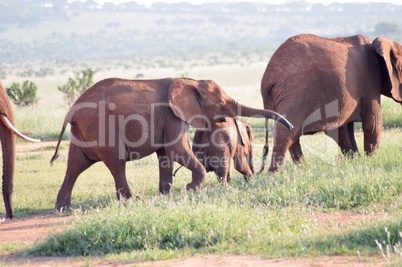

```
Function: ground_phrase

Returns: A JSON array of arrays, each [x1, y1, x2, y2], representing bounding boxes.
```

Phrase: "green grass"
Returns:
[[2, 66, 402, 265], [1, 128, 398, 265]]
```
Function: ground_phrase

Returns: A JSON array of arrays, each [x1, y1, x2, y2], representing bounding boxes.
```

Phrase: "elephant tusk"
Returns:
[[0, 115, 41, 143]]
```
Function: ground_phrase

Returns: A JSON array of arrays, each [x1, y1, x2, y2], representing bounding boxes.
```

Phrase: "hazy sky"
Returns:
[[88, 0, 402, 6]]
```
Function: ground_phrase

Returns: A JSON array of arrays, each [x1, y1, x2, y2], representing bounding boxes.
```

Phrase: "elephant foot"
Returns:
[[159, 183, 172, 194], [54, 202, 72, 213], [185, 182, 201, 191], [243, 174, 254, 182]]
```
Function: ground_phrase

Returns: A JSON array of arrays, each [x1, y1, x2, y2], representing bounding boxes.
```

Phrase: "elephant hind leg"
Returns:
[[326, 122, 358, 156], [104, 160, 131, 201], [269, 124, 294, 172], [289, 138, 304, 164], [55, 145, 95, 211]]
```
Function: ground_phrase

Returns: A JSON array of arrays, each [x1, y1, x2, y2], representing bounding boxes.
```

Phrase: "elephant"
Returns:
[[192, 117, 254, 184], [0, 81, 40, 219], [259, 34, 402, 172], [51, 77, 293, 210]]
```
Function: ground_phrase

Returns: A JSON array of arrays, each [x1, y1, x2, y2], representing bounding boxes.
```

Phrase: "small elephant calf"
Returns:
[[192, 117, 254, 184]]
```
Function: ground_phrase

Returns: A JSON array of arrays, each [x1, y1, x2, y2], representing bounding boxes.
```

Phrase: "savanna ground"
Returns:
[[0, 64, 402, 266]]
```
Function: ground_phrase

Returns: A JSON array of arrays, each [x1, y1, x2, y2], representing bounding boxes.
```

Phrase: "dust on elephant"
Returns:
[[50, 78, 293, 210], [192, 117, 254, 184], [259, 34, 402, 172], [0, 81, 40, 219]]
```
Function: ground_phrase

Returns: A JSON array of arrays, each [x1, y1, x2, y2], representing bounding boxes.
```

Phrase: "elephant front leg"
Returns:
[[166, 145, 206, 191], [362, 101, 382, 155], [165, 125, 206, 191], [157, 149, 173, 194]]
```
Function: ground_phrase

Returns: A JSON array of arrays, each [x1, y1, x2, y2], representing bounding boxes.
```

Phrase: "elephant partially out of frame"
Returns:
[[51, 78, 293, 210], [192, 117, 254, 184], [0, 81, 40, 219], [259, 34, 402, 172]]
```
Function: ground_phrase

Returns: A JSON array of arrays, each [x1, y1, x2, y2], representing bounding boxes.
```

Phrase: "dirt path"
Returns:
[[0, 212, 387, 267]]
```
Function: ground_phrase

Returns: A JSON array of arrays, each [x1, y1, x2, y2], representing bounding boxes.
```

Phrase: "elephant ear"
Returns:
[[234, 119, 248, 147], [373, 37, 402, 102], [168, 79, 208, 129]]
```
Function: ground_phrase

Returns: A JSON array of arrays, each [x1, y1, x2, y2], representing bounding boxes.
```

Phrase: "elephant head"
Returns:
[[0, 81, 40, 219], [373, 37, 402, 103], [168, 79, 293, 130]]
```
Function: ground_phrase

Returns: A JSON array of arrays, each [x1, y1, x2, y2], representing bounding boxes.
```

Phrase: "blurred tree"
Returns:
[[6, 80, 39, 107], [58, 68, 95, 107], [374, 22, 400, 36]]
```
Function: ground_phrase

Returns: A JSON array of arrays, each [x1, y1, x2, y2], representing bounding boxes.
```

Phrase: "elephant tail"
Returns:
[[258, 118, 270, 174], [173, 165, 183, 177], [50, 116, 69, 166]]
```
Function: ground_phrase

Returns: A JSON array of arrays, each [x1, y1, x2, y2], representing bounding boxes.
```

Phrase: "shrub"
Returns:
[[58, 68, 95, 107], [6, 80, 39, 107]]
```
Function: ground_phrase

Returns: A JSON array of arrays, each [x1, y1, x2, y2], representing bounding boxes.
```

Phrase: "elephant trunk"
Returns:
[[1, 116, 16, 219], [229, 100, 293, 130]]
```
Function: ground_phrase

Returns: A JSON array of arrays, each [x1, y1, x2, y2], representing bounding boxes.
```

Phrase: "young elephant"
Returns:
[[192, 117, 254, 184], [51, 78, 293, 211]]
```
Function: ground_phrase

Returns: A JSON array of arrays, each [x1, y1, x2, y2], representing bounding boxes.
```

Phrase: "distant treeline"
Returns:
[[0, 0, 401, 65]]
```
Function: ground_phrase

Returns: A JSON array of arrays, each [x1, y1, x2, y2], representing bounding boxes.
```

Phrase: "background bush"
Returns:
[[58, 68, 95, 107], [6, 80, 38, 107]]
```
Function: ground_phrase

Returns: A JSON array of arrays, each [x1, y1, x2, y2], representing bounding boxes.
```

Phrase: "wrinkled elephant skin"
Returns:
[[260, 34, 402, 172]]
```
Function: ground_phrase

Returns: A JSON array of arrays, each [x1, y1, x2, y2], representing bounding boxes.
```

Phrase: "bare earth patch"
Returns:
[[0, 212, 387, 267]]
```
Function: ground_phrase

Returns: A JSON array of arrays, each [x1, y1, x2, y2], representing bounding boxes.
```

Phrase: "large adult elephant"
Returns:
[[51, 78, 293, 210], [259, 34, 402, 172], [0, 81, 41, 219]]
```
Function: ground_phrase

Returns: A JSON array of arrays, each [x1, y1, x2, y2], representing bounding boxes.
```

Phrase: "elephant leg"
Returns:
[[165, 126, 206, 191], [227, 172, 231, 183], [100, 147, 131, 201], [55, 145, 94, 211], [112, 165, 131, 200], [156, 148, 173, 194], [269, 123, 294, 172], [326, 123, 358, 156], [213, 158, 230, 184], [289, 138, 304, 164], [166, 145, 206, 191], [362, 101, 382, 155], [104, 159, 131, 201], [234, 153, 253, 181]]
